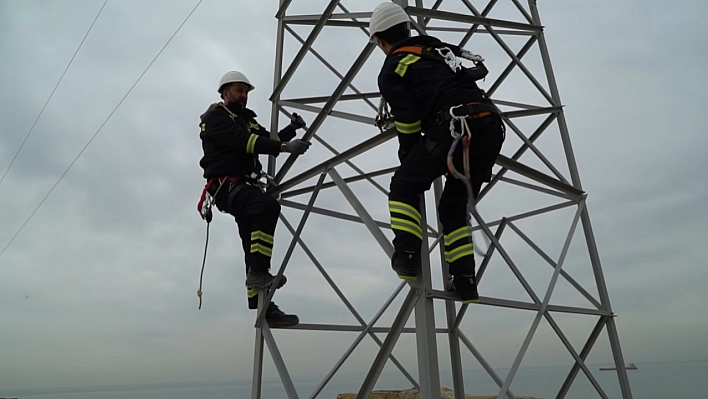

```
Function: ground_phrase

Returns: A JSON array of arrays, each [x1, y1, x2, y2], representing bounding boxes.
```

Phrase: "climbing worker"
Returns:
[[197, 70, 311, 327], [369, 3, 505, 303]]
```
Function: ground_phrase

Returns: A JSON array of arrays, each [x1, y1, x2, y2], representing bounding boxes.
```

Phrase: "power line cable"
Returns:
[[0, 0, 109, 188], [0, 0, 204, 260]]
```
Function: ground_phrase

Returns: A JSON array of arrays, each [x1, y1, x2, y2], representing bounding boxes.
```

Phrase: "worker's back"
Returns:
[[378, 35, 487, 131]]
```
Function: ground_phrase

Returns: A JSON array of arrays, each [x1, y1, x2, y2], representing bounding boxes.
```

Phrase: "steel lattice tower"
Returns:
[[249, 1, 634, 398]]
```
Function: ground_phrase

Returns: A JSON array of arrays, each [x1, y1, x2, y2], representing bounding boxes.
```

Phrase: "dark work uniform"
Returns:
[[199, 102, 296, 307], [378, 35, 505, 277]]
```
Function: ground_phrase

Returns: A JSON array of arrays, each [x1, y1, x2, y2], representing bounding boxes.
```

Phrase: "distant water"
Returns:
[[4, 360, 706, 398]]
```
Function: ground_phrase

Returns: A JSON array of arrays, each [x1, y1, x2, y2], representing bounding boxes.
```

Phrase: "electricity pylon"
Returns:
[[250, 1, 634, 398]]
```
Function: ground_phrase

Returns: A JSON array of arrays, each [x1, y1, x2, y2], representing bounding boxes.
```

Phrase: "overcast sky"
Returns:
[[1, 0, 707, 395]]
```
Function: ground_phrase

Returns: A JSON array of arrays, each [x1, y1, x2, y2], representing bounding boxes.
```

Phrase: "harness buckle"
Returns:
[[449, 104, 466, 120]]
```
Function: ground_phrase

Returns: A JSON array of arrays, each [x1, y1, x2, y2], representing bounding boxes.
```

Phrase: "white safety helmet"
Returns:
[[369, 2, 411, 42], [218, 71, 255, 93]]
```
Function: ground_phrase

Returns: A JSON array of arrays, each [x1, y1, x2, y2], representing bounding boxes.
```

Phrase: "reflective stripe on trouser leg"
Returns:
[[389, 200, 423, 250], [444, 225, 475, 275], [247, 230, 274, 273], [250, 230, 274, 257]]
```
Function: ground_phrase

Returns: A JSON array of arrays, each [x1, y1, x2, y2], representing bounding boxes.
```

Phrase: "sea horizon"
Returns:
[[4, 359, 706, 398]]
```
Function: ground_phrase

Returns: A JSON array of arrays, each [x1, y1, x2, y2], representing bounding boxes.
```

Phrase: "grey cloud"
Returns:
[[2, 0, 708, 392]]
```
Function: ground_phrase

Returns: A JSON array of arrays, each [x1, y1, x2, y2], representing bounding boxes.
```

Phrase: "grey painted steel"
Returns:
[[504, 118, 569, 183], [278, 104, 389, 198], [487, 36, 538, 96], [251, 294, 265, 399], [413, 199, 442, 399], [329, 168, 394, 257], [480, 113, 556, 200], [428, 290, 612, 317], [475, 218, 507, 282], [458, 331, 518, 399], [280, 199, 392, 231], [479, 113, 558, 201], [280, 26, 377, 110], [279, 100, 375, 125], [255, 172, 326, 328], [272, 127, 396, 194], [557, 317, 607, 398], [529, 1, 632, 396], [277, 323, 444, 334], [543, 314, 609, 399], [406, 6, 542, 32], [284, 91, 381, 104], [249, 2, 632, 398], [281, 166, 396, 199], [277, 103, 389, 198], [506, 221, 601, 308], [456, 0, 496, 48], [262, 324, 300, 399], [435, 180, 465, 399], [277, 216, 418, 396], [268, 0, 286, 177], [495, 199, 585, 399], [357, 289, 421, 399], [496, 154, 583, 198], [497, 176, 575, 200], [270, 0, 340, 101], [275, 43, 377, 182]]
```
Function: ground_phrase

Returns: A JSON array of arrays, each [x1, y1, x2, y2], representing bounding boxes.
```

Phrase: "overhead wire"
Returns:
[[0, 0, 109, 189], [0, 0, 204, 260]]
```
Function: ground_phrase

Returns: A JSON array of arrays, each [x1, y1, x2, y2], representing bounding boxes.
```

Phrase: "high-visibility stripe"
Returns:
[[391, 217, 423, 239], [388, 201, 421, 225], [444, 226, 473, 247], [246, 134, 259, 154], [200, 123, 206, 132], [394, 120, 421, 134], [250, 243, 272, 257], [445, 243, 474, 263], [247, 287, 258, 298], [250, 231, 274, 245], [395, 54, 420, 77]]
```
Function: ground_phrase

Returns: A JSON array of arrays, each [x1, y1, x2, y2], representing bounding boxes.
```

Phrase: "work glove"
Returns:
[[289, 113, 307, 130], [285, 139, 311, 155]]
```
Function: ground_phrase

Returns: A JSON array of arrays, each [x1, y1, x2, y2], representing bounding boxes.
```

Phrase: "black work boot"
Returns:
[[265, 302, 299, 328], [245, 269, 287, 289], [391, 250, 420, 281], [448, 275, 480, 304]]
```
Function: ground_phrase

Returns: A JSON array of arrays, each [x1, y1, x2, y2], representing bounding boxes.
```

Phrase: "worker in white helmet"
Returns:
[[197, 71, 311, 327], [370, 3, 505, 303]]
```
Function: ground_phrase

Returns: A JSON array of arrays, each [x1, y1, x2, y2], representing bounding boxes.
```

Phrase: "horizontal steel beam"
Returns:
[[285, 19, 368, 28], [406, 6, 543, 32], [503, 105, 563, 119], [274, 323, 447, 334], [271, 127, 396, 194], [429, 290, 612, 316], [281, 199, 390, 230], [284, 12, 371, 22], [281, 166, 397, 199], [282, 92, 380, 105], [426, 26, 536, 36], [279, 100, 374, 125]]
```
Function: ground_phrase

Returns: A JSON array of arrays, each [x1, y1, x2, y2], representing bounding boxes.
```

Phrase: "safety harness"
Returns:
[[377, 43, 500, 252], [195, 101, 280, 309]]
